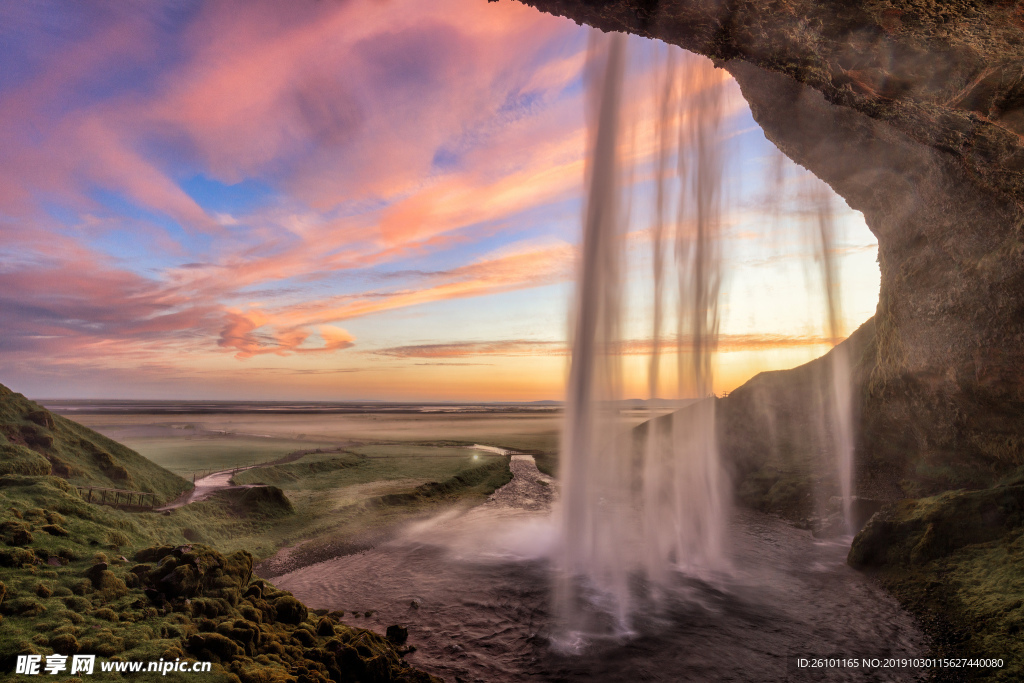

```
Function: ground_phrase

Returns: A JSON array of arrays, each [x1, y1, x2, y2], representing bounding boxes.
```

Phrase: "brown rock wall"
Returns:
[[517, 0, 1024, 496]]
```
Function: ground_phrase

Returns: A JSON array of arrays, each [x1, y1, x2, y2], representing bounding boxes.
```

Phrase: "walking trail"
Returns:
[[156, 447, 344, 511]]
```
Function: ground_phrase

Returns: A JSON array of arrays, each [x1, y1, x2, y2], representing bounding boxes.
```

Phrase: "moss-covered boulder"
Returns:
[[48, 633, 79, 655], [219, 486, 295, 518], [273, 596, 307, 625], [136, 544, 252, 603], [849, 484, 1024, 568], [187, 632, 242, 662]]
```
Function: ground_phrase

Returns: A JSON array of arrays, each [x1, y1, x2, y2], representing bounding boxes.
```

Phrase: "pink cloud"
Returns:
[[216, 311, 357, 359], [0, 0, 594, 390]]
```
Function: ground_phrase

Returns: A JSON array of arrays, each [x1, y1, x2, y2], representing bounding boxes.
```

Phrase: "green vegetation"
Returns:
[[228, 455, 364, 488], [0, 515, 438, 682], [71, 410, 570, 479], [0, 385, 190, 504], [849, 484, 1024, 681], [231, 449, 513, 570], [0, 383, 526, 681], [348, 443, 482, 459], [0, 457, 504, 681]]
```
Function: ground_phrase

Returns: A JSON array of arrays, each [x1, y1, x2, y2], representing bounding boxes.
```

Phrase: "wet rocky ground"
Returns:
[[274, 457, 929, 682]]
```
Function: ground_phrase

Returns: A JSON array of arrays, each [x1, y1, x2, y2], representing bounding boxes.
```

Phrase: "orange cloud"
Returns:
[[217, 312, 356, 359]]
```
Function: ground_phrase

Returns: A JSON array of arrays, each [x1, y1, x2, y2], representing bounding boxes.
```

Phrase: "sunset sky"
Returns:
[[0, 0, 880, 402]]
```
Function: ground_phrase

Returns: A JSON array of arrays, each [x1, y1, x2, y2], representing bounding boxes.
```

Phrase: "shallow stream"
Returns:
[[272, 457, 927, 682]]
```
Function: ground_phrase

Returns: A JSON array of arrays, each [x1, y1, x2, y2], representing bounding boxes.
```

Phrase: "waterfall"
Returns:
[[771, 150, 856, 535], [555, 33, 731, 643], [556, 28, 858, 644]]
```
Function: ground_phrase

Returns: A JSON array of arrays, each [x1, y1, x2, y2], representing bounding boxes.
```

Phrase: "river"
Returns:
[[271, 456, 927, 682]]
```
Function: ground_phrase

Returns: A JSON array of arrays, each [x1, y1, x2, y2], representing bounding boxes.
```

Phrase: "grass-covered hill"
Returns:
[[0, 476, 438, 683], [0, 383, 516, 681], [0, 383, 190, 504]]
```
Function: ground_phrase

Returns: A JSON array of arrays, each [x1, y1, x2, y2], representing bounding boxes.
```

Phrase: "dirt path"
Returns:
[[156, 446, 346, 511]]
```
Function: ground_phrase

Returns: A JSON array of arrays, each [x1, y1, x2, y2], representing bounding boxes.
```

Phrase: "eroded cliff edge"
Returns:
[[518, 0, 1024, 498]]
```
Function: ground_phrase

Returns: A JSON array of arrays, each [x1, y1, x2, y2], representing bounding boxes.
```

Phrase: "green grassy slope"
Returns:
[[0, 476, 437, 683], [0, 384, 190, 504]]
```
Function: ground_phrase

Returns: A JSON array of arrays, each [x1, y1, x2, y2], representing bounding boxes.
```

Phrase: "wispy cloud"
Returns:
[[0, 0, 589, 389], [375, 333, 837, 359], [378, 340, 564, 358]]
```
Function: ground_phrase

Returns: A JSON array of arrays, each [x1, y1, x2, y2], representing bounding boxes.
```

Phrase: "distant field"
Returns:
[[62, 416, 335, 477], [69, 412, 563, 471], [41, 407, 654, 571], [137, 437, 339, 477], [67, 410, 657, 479], [349, 443, 485, 459]]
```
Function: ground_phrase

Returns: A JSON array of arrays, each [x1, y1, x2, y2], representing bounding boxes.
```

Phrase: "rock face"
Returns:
[[519, 0, 1024, 498]]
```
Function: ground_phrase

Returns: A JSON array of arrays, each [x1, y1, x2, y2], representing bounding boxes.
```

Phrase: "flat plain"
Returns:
[[51, 406, 599, 567]]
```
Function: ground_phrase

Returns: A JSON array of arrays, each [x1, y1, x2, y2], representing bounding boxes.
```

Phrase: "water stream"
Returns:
[[272, 457, 926, 682]]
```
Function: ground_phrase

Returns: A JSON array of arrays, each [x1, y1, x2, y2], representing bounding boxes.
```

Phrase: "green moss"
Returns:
[[851, 485, 1024, 680], [0, 442, 51, 476], [219, 486, 295, 518], [849, 484, 1024, 568], [92, 608, 118, 622]]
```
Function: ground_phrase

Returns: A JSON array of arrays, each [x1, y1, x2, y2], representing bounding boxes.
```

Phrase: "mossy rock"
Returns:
[[849, 483, 1024, 568], [186, 632, 242, 662], [138, 544, 253, 602], [385, 625, 408, 645], [1, 522, 33, 547], [92, 607, 118, 622], [1, 597, 46, 617], [222, 486, 295, 518], [61, 595, 90, 612], [49, 633, 79, 655], [0, 548, 34, 567], [273, 596, 307, 625], [216, 619, 261, 655], [315, 617, 335, 636], [42, 524, 70, 537]]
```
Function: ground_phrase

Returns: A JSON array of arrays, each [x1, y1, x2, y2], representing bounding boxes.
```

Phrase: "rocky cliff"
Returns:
[[518, 0, 1024, 499]]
